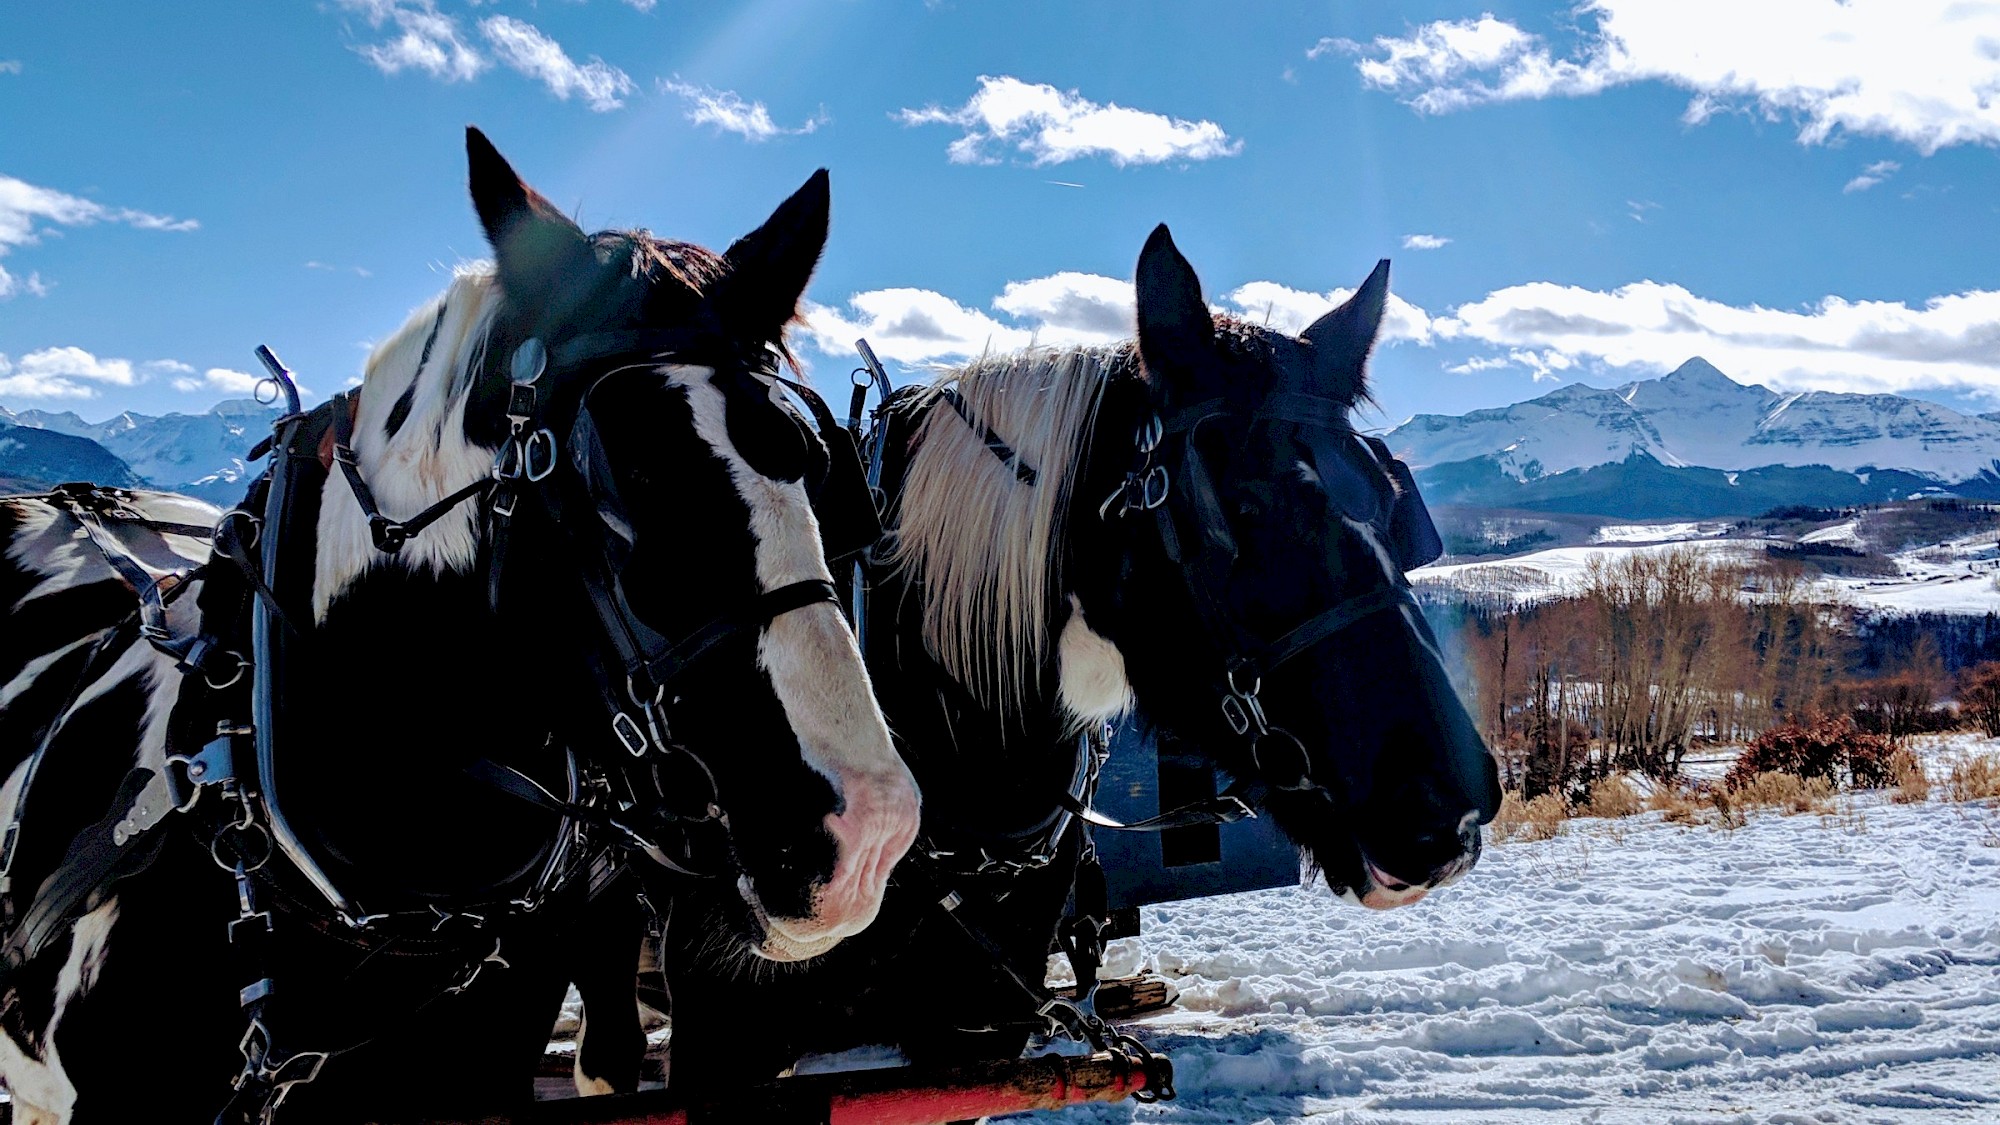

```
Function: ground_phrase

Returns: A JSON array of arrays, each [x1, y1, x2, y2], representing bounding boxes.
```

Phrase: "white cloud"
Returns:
[[1433, 280, 2000, 398], [304, 260, 373, 277], [658, 79, 825, 141], [990, 272, 1135, 346], [1402, 234, 1451, 250], [1220, 281, 1436, 346], [338, 0, 486, 82], [171, 367, 265, 395], [1330, 2, 2000, 154], [898, 75, 1241, 166], [803, 290, 1035, 365], [479, 16, 632, 112], [803, 269, 1445, 368], [0, 173, 197, 261], [0, 60, 20, 75], [622, 0, 658, 10], [0, 265, 48, 299], [1844, 159, 1902, 193], [0, 346, 142, 400]]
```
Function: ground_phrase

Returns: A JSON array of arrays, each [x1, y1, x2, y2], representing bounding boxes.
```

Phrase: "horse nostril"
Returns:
[[1457, 809, 1481, 852]]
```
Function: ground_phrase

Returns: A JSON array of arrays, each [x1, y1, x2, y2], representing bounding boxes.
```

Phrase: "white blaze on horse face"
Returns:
[[667, 365, 919, 959], [1057, 595, 1131, 725]]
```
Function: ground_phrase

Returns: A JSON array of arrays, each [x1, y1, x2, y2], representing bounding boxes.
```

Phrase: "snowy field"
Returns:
[[1412, 536, 2000, 617], [1012, 737, 2000, 1124]]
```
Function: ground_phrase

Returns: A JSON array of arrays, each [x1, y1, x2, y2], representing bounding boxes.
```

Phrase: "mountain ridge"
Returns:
[[0, 399, 275, 502], [1388, 358, 2000, 485]]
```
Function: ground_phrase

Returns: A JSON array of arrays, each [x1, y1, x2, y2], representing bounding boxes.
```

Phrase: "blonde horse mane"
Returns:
[[884, 346, 1123, 718]]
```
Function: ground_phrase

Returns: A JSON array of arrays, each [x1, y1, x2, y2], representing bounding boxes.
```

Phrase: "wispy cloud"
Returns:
[[0, 267, 47, 300], [1627, 199, 1661, 223], [0, 346, 142, 399], [171, 367, 268, 395], [1324, 2, 2000, 155], [1220, 281, 1435, 345], [658, 79, 825, 141], [898, 75, 1241, 166], [338, 0, 486, 82], [621, 0, 657, 10], [0, 61, 21, 75], [479, 16, 633, 111], [1844, 159, 1902, 193], [334, 3, 631, 111], [0, 173, 196, 298], [304, 260, 373, 277], [1402, 233, 1451, 250]]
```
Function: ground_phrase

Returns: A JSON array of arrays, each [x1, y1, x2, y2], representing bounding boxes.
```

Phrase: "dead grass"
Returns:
[[1645, 785, 1707, 826], [1730, 771, 1836, 815], [1577, 776, 1643, 819], [1489, 791, 1567, 843], [1946, 753, 2000, 803], [1888, 748, 1931, 805]]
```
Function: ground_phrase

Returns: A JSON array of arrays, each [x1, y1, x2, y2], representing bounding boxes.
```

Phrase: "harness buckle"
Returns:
[[611, 711, 649, 757], [491, 440, 523, 482], [1221, 668, 1268, 737], [1139, 464, 1170, 510], [522, 428, 558, 482], [368, 515, 408, 553]]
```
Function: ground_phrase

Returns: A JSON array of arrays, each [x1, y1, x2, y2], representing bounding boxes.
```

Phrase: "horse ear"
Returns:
[[717, 169, 831, 343], [1134, 224, 1215, 395], [466, 126, 591, 320], [1300, 258, 1389, 404]]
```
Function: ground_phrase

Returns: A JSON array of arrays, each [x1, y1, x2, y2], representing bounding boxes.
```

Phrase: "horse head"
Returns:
[[1071, 225, 1500, 909], [367, 129, 917, 961]]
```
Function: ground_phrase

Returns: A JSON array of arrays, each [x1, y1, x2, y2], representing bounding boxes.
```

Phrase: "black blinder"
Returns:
[[776, 378, 882, 566], [1360, 435, 1443, 571]]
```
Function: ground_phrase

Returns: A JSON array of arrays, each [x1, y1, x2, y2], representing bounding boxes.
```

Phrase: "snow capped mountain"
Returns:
[[0, 399, 275, 502], [1387, 358, 2000, 483]]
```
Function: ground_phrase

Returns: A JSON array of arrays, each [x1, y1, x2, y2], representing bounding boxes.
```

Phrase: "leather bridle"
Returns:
[[311, 327, 852, 891], [1099, 388, 1444, 808]]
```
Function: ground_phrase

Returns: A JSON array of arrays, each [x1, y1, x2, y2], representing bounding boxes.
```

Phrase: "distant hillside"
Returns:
[[0, 399, 274, 503], [0, 422, 143, 493], [1416, 450, 1979, 520]]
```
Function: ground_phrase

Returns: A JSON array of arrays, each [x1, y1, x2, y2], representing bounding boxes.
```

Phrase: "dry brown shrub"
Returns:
[[1646, 786, 1705, 825], [1888, 748, 1931, 804], [1578, 776, 1643, 819], [1518, 794, 1568, 841], [1490, 791, 1567, 842], [1489, 791, 1528, 841], [1947, 754, 2000, 802], [1731, 770, 1835, 815], [1727, 716, 1894, 790]]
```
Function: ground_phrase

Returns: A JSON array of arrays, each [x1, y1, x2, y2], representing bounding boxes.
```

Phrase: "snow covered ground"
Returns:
[[1412, 536, 2000, 617], [1592, 522, 1734, 545], [1012, 736, 2000, 1124]]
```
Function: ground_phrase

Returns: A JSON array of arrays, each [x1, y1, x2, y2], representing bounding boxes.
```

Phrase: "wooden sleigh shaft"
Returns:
[[438, 1049, 1171, 1125]]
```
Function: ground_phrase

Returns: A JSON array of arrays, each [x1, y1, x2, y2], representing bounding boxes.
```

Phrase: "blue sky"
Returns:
[[3, 1, 1998, 433]]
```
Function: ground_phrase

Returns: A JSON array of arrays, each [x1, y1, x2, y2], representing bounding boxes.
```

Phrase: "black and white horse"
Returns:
[[654, 226, 1503, 1087], [0, 129, 917, 1123]]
